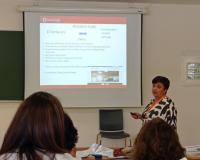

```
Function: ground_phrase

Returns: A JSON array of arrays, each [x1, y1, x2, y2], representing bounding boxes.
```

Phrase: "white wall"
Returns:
[[142, 3, 200, 146], [0, 0, 200, 147]]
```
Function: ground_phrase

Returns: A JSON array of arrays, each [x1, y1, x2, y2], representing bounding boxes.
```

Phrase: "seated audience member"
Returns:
[[133, 118, 186, 160], [64, 113, 78, 157], [0, 91, 76, 160]]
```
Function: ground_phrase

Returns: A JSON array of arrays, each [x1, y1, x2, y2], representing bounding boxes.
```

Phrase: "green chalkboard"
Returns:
[[0, 31, 24, 100]]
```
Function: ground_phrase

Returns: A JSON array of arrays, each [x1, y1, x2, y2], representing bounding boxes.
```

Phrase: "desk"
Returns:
[[187, 156, 200, 160], [77, 147, 128, 160], [82, 156, 200, 160], [78, 147, 200, 160], [82, 156, 129, 160]]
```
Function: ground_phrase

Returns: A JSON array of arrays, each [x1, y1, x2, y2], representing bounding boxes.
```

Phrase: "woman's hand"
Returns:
[[70, 146, 76, 157], [130, 112, 142, 119]]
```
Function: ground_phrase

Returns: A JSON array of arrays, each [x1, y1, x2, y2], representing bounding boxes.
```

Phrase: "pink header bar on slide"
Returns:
[[40, 16, 127, 24]]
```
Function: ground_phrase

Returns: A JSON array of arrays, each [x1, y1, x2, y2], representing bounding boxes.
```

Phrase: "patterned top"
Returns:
[[142, 96, 177, 128]]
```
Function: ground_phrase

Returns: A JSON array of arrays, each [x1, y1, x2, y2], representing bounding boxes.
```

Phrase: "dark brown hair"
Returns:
[[133, 118, 185, 160], [0, 91, 66, 160], [64, 112, 78, 151], [152, 76, 170, 90]]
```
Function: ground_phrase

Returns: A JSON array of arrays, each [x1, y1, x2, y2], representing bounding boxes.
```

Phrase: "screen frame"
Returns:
[[24, 8, 143, 108]]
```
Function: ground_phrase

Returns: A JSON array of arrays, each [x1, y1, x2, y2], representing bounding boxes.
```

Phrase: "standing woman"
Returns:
[[131, 76, 177, 128], [0, 91, 76, 160]]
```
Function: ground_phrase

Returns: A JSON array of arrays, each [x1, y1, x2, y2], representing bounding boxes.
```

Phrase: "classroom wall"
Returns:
[[0, 0, 200, 147]]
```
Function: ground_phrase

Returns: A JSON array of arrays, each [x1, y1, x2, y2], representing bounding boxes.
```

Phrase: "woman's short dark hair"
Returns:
[[133, 118, 185, 160], [64, 113, 78, 151], [0, 91, 66, 160], [152, 76, 170, 90]]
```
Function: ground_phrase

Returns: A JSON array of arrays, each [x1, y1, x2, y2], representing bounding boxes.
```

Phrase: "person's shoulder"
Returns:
[[164, 96, 175, 104], [0, 152, 78, 160], [165, 96, 172, 101], [55, 153, 77, 160], [39, 151, 78, 160], [179, 157, 187, 160], [0, 153, 18, 160]]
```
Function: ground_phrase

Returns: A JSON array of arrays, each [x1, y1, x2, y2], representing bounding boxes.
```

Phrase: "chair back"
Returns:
[[99, 109, 123, 132]]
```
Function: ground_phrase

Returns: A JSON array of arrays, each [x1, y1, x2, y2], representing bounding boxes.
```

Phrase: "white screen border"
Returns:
[[24, 9, 142, 108]]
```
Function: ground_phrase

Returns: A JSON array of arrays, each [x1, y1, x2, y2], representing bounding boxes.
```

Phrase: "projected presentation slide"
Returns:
[[40, 16, 127, 88]]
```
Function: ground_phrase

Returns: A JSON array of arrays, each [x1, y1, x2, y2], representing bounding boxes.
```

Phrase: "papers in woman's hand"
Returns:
[[186, 145, 200, 156], [76, 144, 114, 158]]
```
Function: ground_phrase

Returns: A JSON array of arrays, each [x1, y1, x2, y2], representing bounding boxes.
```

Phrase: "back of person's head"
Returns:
[[152, 76, 170, 90], [0, 91, 66, 160], [133, 118, 185, 160], [64, 112, 78, 151]]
